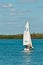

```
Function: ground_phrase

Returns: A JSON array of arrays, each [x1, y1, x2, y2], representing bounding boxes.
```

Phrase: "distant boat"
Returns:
[[23, 21, 33, 51]]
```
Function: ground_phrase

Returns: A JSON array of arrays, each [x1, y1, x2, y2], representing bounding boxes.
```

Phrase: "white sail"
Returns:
[[23, 21, 32, 47]]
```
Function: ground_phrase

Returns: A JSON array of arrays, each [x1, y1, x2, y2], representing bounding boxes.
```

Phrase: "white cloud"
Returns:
[[0, 22, 17, 25], [8, 22, 17, 24], [1, 3, 13, 8], [19, 0, 37, 3], [18, 9, 32, 16], [9, 8, 32, 16], [2, 4, 8, 7], [8, 3, 13, 7], [22, 9, 32, 13], [9, 8, 16, 16], [10, 8, 15, 12], [10, 13, 16, 16], [37, 6, 43, 9]]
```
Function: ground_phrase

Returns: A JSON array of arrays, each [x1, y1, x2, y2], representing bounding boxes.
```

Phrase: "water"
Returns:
[[0, 39, 43, 65]]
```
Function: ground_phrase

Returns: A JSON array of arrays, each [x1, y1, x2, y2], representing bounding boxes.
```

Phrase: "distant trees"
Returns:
[[31, 33, 43, 39], [0, 34, 43, 39], [0, 34, 23, 39]]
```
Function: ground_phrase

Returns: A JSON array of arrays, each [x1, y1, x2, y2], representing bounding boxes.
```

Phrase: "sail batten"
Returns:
[[23, 21, 32, 47]]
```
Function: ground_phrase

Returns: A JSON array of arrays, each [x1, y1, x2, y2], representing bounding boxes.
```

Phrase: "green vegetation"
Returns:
[[31, 33, 43, 39], [0, 34, 23, 39], [0, 34, 43, 39]]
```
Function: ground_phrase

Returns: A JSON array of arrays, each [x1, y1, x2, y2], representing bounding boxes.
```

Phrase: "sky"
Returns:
[[0, 0, 43, 34]]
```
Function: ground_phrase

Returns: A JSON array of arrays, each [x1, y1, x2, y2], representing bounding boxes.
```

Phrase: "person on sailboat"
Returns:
[[26, 44, 32, 49], [26, 45, 28, 49]]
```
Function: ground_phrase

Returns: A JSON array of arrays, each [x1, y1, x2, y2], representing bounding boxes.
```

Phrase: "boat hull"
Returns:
[[24, 48, 29, 52], [24, 46, 34, 52]]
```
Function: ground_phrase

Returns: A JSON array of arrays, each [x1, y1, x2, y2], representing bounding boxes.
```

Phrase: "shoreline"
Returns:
[[0, 34, 43, 39]]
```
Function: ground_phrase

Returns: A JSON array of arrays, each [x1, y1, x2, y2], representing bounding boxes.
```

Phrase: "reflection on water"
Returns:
[[0, 39, 43, 65]]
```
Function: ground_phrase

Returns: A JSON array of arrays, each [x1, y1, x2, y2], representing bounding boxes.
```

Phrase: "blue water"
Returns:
[[0, 39, 43, 65]]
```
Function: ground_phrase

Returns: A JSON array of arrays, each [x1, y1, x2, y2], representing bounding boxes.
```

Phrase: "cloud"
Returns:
[[0, 22, 17, 25], [10, 8, 15, 12], [18, 9, 32, 16], [9, 9, 32, 16], [22, 9, 32, 13], [8, 4, 13, 7], [9, 8, 16, 16], [6, 8, 32, 16], [8, 22, 17, 24], [19, 0, 37, 3], [1, 3, 13, 8], [37, 6, 43, 9], [10, 13, 16, 16]]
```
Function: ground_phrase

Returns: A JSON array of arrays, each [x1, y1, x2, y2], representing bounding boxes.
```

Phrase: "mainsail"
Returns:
[[23, 21, 32, 47]]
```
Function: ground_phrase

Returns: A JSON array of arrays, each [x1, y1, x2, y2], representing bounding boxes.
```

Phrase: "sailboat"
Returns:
[[23, 21, 33, 51]]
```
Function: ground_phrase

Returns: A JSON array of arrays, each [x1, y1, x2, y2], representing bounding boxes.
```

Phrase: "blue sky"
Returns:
[[0, 0, 43, 34]]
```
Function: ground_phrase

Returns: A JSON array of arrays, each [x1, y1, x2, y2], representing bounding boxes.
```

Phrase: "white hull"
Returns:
[[24, 47, 34, 52], [24, 48, 29, 51]]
